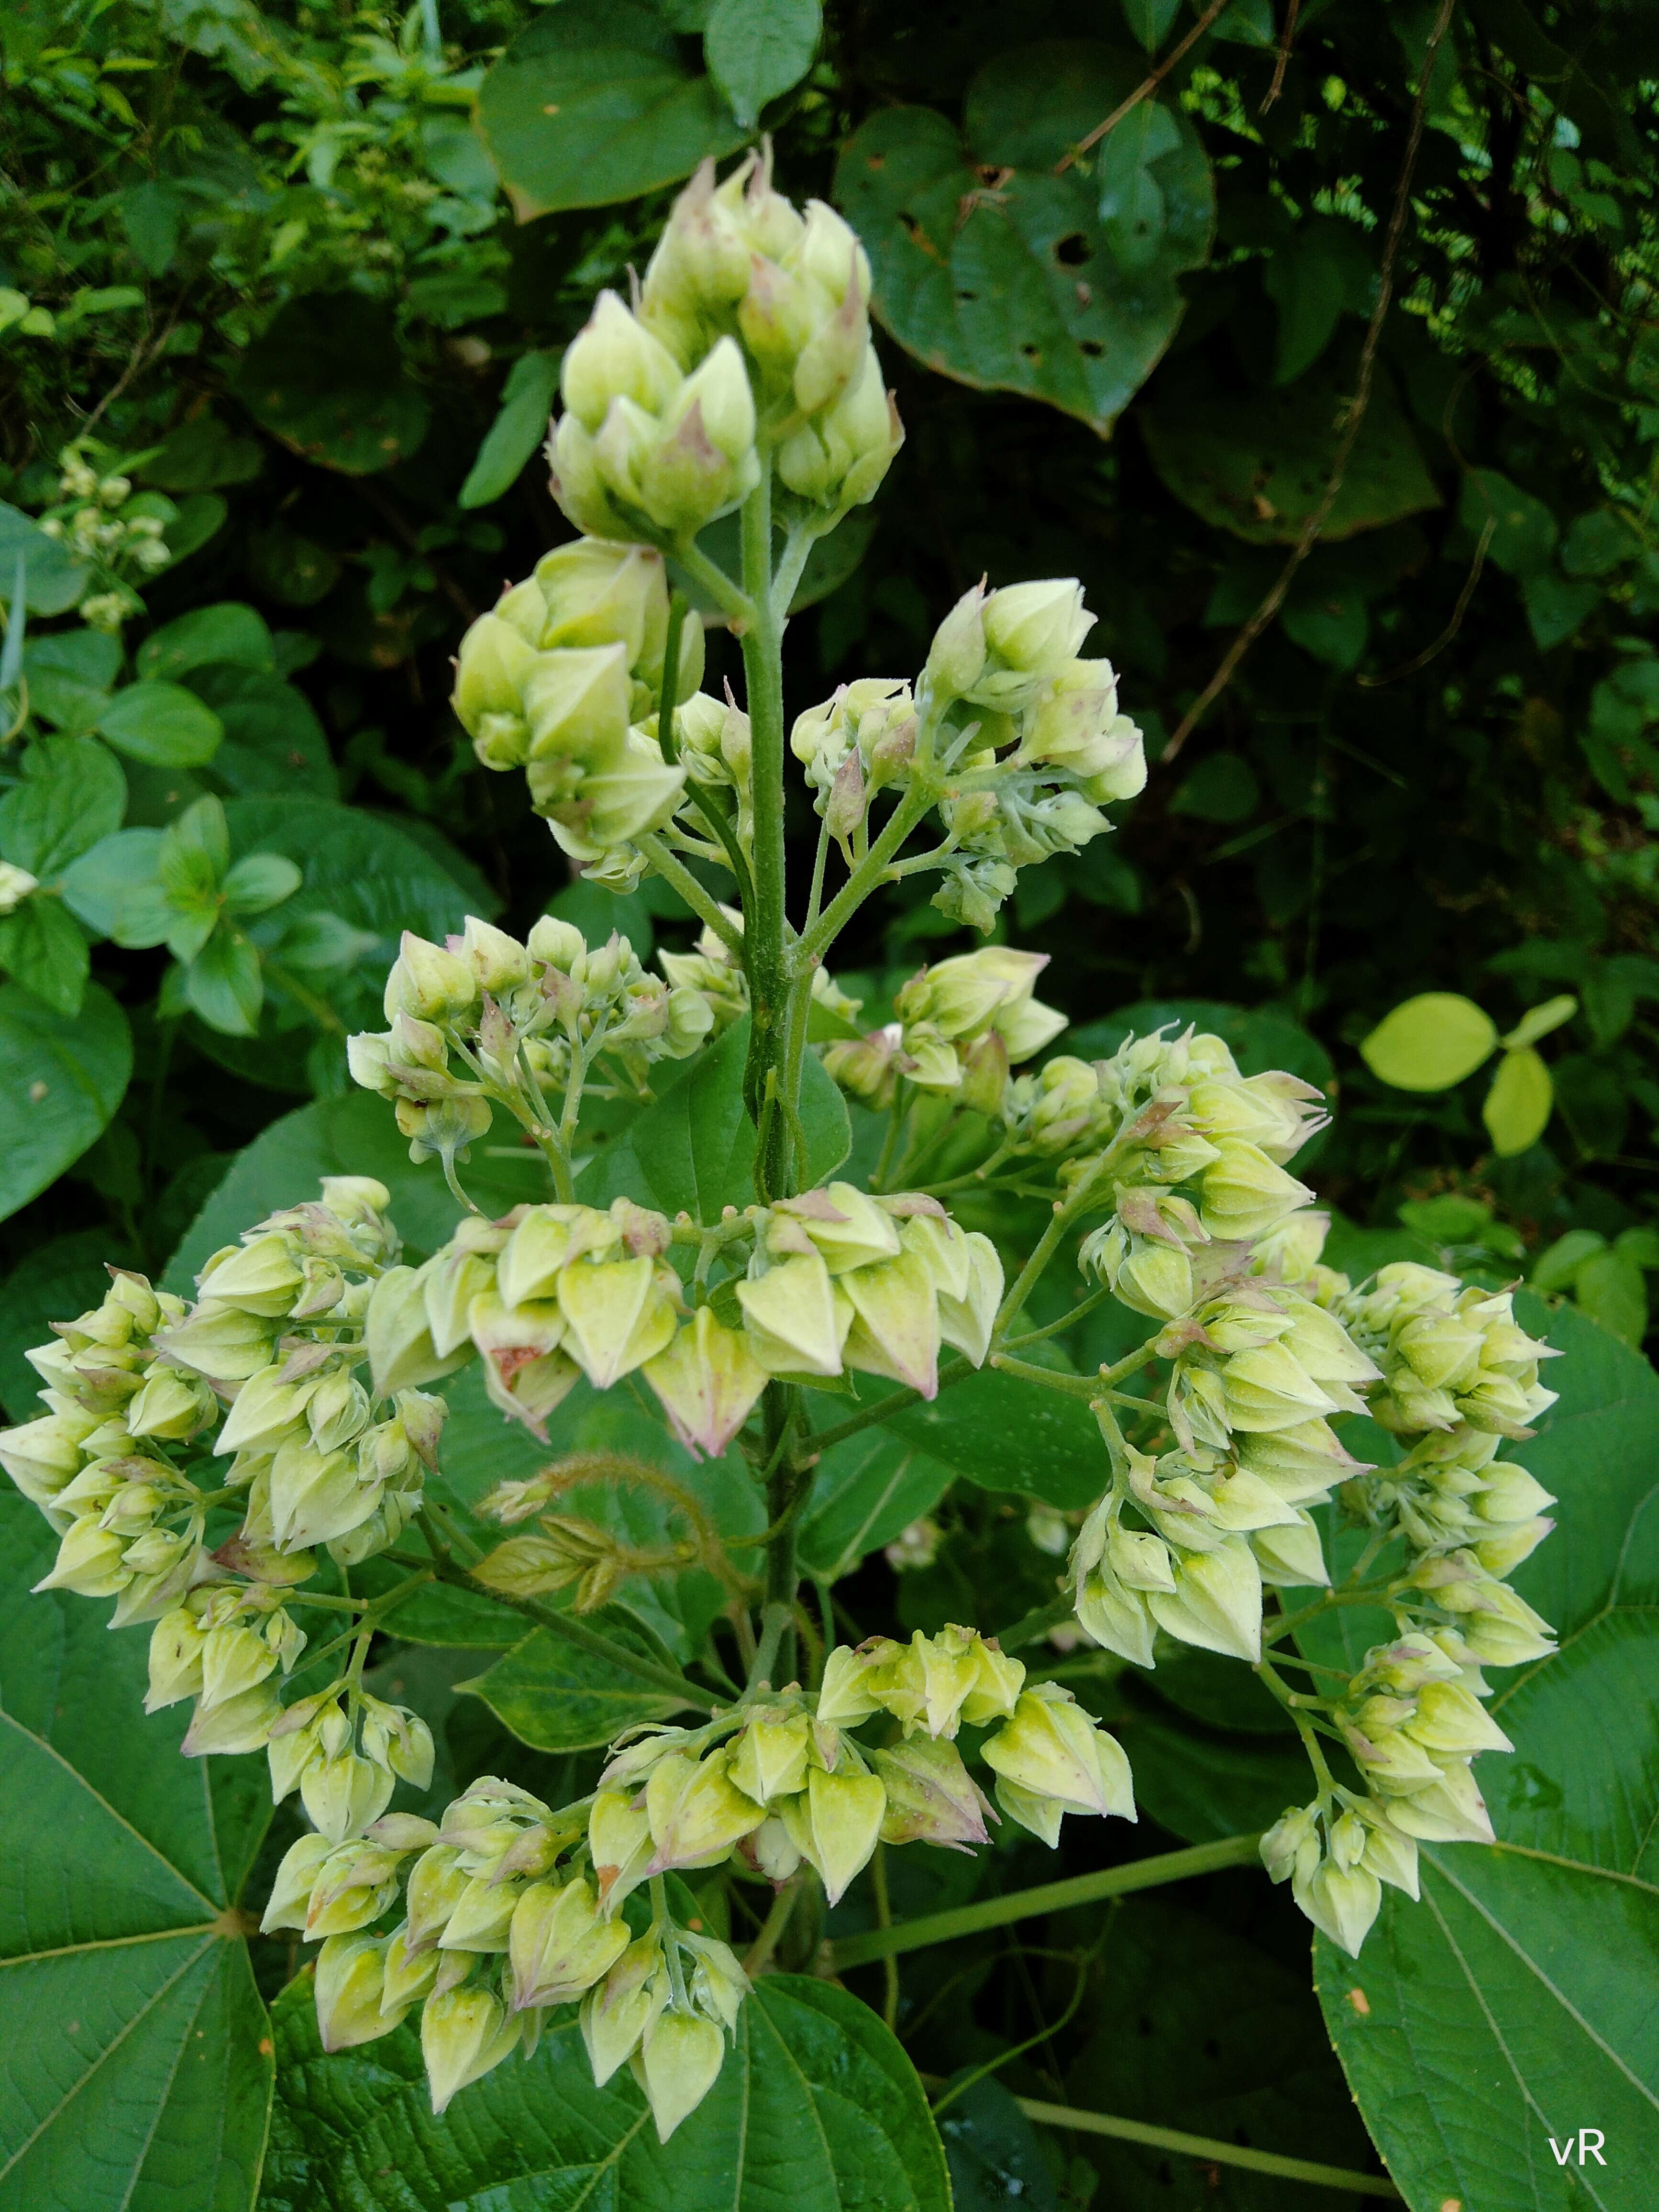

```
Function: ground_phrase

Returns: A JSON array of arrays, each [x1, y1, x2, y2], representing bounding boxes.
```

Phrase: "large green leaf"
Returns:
[[879, 1365, 1103, 1508], [836, 44, 1214, 436], [258, 1966, 949, 2211], [798, 1427, 957, 1581], [0, 981, 132, 1224], [704, 0, 820, 131], [0, 501, 88, 614], [1068, 1894, 1384, 2209], [579, 1015, 851, 1216], [1316, 1297, 1659, 2212], [1141, 354, 1440, 544], [476, 0, 747, 221], [0, 1228, 117, 1420], [234, 297, 430, 476], [164, 1091, 548, 1292], [189, 668, 338, 800], [0, 1488, 273, 2212]]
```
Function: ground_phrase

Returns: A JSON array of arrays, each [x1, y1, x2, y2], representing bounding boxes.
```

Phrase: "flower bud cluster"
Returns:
[[630, 153, 902, 516], [919, 580, 1148, 930], [269, 1683, 435, 1841], [36, 440, 173, 627], [1261, 1789, 1421, 1958], [821, 948, 1065, 1117], [146, 1581, 308, 1755], [348, 917, 719, 1166], [1334, 1265, 1559, 1440], [452, 539, 703, 871]]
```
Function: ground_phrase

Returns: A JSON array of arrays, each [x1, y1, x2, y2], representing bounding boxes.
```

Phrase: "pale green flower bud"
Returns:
[[1300, 1859, 1382, 1958], [0, 860, 38, 914], [729, 1710, 812, 1804], [981, 1684, 1135, 1824], [456, 916, 530, 997], [815, 1640, 894, 1728], [452, 611, 537, 750], [1260, 1801, 1322, 1890], [771, 1181, 905, 1276], [425, 1232, 503, 1360], [0, 1407, 99, 1518], [639, 1305, 766, 1462], [645, 1749, 763, 1873], [736, 1253, 851, 1378], [562, 291, 685, 433], [267, 1436, 370, 1553], [785, 1764, 886, 1906], [378, 1923, 442, 2015], [582, 1931, 669, 2085], [421, 1984, 523, 2113], [437, 1873, 520, 1954], [366, 1264, 468, 1398], [305, 1838, 406, 1939], [404, 1845, 470, 1952], [792, 251, 869, 416], [155, 1302, 281, 1382], [555, 1255, 677, 1391], [383, 930, 479, 1025], [1403, 1678, 1512, 1757], [33, 1514, 130, 1597], [925, 583, 988, 702], [1234, 1416, 1362, 1504], [589, 1789, 655, 1917], [124, 1367, 214, 1441], [979, 579, 1094, 694], [548, 411, 638, 542], [542, 733, 687, 855], [873, 1735, 994, 1851], [199, 1614, 290, 1712], [316, 1934, 405, 2052], [841, 1248, 942, 1399], [636, 2008, 726, 2143], [520, 642, 632, 770], [509, 1876, 629, 2012], [1148, 1536, 1263, 1662], [146, 1602, 209, 1712], [260, 1831, 336, 1934], [217, 1364, 312, 1456], [820, 1028, 897, 1111], [533, 538, 668, 666], [1381, 1758, 1494, 1845], [180, 1677, 282, 1755], [1199, 1140, 1316, 1242], [1251, 1511, 1330, 1588], [935, 1231, 1004, 1368], [775, 348, 900, 510]]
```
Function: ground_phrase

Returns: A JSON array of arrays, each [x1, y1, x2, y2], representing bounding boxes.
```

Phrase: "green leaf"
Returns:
[[476, 0, 748, 221], [222, 852, 302, 915], [0, 1228, 116, 1419], [188, 668, 338, 800], [1502, 992, 1577, 1049], [798, 1427, 957, 1581], [59, 828, 171, 947], [457, 350, 561, 511], [0, 895, 91, 1016], [1095, 100, 1180, 272], [1522, 569, 1601, 651], [0, 735, 126, 877], [98, 680, 224, 768], [579, 1015, 850, 1216], [139, 413, 264, 495], [0, 1486, 273, 2212], [1262, 216, 1375, 385], [837, 42, 1214, 437], [1459, 467, 1558, 577], [0, 501, 88, 615], [1318, 1298, 1659, 2212], [1168, 751, 1260, 824], [0, 980, 132, 1223], [937, 2076, 1060, 2212], [163, 1091, 548, 1293], [1482, 1043, 1554, 1156], [1071, 1895, 1382, 2207], [1571, 1245, 1648, 1347], [457, 1610, 691, 1751], [1359, 992, 1498, 1091], [21, 630, 121, 733], [1142, 356, 1439, 544], [704, 0, 821, 131], [186, 924, 264, 1036], [137, 602, 275, 682], [876, 1365, 1103, 1509], [234, 296, 431, 476], [1531, 1228, 1606, 1295], [259, 1966, 948, 2212], [1119, 0, 1183, 51]]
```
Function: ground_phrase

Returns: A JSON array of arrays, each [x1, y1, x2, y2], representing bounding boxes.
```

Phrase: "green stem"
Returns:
[[749, 1599, 791, 1688], [743, 1874, 802, 1977], [636, 832, 743, 954], [995, 1593, 1075, 1650], [828, 1834, 1263, 1969], [1014, 2103, 1399, 2199], [1262, 1583, 1395, 1647], [800, 1356, 972, 1457], [675, 540, 755, 628], [793, 784, 931, 972], [738, 470, 790, 1201], [870, 1845, 900, 2030], [657, 590, 687, 763], [989, 1353, 1105, 1401]]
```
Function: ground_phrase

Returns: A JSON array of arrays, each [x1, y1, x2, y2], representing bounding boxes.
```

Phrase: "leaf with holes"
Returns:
[[1142, 349, 1440, 545], [258, 1965, 949, 2212], [836, 41, 1214, 435], [1316, 1299, 1659, 2212], [0, 1486, 273, 2212]]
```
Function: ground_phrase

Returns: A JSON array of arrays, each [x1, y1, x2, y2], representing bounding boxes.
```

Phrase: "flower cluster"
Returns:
[[451, 539, 702, 875], [821, 947, 1065, 1115], [0, 1177, 451, 1767], [256, 1626, 1129, 2137], [348, 916, 718, 1173], [36, 438, 174, 627], [369, 1180, 1003, 1457]]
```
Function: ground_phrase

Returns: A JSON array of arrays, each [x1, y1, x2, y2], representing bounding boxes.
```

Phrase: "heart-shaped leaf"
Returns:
[[836, 42, 1214, 435], [0, 980, 132, 1223]]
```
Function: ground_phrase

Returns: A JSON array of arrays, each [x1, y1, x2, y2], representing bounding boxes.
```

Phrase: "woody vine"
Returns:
[[1, 156, 1563, 2141]]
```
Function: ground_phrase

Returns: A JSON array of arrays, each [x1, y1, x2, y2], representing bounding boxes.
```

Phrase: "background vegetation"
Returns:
[[2, 2, 1656, 2208]]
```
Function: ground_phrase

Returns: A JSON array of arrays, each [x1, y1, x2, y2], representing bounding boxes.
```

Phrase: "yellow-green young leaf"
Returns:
[[1572, 1246, 1648, 1348], [1360, 993, 1497, 1091], [1483, 1045, 1554, 1156], [1502, 993, 1578, 1050]]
